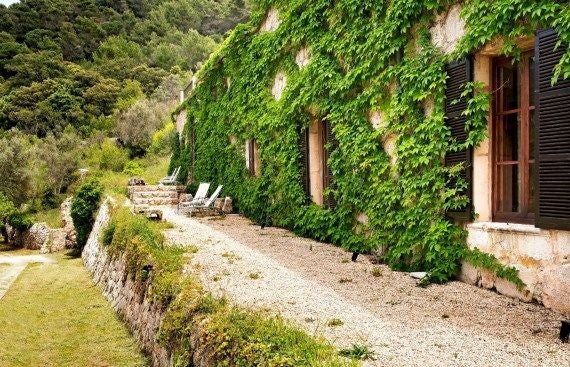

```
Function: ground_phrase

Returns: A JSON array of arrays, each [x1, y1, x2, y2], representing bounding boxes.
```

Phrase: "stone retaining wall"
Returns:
[[82, 203, 171, 366], [82, 202, 218, 367], [128, 185, 185, 206]]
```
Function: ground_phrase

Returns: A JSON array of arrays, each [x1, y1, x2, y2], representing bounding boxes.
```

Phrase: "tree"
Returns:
[[115, 98, 164, 156], [0, 130, 32, 206], [35, 129, 82, 196]]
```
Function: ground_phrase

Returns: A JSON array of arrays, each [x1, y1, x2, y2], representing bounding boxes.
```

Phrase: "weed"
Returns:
[[326, 318, 344, 327], [371, 267, 383, 277], [339, 278, 353, 284], [248, 272, 260, 280], [339, 344, 376, 361]]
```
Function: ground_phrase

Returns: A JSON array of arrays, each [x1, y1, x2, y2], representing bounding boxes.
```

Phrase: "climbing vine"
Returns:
[[171, 0, 570, 283]]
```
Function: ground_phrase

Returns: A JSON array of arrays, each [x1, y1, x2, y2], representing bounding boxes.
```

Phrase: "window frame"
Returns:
[[491, 51, 536, 224]]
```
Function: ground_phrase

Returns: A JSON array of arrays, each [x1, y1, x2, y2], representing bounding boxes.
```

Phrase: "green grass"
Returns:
[[31, 208, 64, 228], [0, 253, 148, 367]]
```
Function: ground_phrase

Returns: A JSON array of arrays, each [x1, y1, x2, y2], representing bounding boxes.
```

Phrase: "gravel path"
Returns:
[[0, 254, 54, 300], [161, 208, 569, 367]]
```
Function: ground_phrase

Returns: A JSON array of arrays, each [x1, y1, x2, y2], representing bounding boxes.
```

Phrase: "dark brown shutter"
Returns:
[[299, 127, 310, 200], [323, 120, 337, 209], [535, 29, 570, 230], [444, 56, 473, 221]]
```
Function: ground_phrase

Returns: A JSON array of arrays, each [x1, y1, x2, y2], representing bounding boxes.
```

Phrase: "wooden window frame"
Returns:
[[491, 51, 535, 224]]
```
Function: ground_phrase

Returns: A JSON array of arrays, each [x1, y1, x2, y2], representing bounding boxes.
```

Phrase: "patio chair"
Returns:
[[160, 167, 180, 185], [186, 185, 224, 216], [178, 182, 210, 211]]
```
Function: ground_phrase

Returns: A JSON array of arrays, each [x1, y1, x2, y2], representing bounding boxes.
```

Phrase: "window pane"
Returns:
[[529, 163, 536, 214], [497, 164, 520, 213], [497, 114, 520, 162], [499, 64, 520, 111]]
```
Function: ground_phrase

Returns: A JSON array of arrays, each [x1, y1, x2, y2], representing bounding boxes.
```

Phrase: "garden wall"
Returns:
[[82, 203, 171, 366]]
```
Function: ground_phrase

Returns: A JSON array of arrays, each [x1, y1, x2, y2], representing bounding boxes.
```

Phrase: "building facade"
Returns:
[[173, 1, 570, 316]]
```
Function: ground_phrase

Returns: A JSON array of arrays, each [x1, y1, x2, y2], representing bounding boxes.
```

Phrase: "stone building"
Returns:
[[173, 2, 570, 316]]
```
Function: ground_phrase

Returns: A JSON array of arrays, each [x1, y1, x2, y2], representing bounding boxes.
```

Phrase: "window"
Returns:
[[305, 118, 336, 208], [246, 139, 261, 177], [492, 52, 535, 223]]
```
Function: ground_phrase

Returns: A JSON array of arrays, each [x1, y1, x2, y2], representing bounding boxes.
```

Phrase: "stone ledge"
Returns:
[[468, 221, 542, 235]]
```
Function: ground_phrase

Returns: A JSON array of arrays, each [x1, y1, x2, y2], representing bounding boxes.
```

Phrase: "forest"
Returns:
[[0, 0, 250, 238]]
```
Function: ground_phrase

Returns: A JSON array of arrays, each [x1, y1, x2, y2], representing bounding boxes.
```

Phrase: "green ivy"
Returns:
[[71, 179, 103, 253], [172, 0, 570, 284]]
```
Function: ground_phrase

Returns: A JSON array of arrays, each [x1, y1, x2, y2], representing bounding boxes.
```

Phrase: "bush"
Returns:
[[71, 179, 103, 253], [150, 122, 176, 155], [123, 161, 144, 177], [99, 139, 128, 172]]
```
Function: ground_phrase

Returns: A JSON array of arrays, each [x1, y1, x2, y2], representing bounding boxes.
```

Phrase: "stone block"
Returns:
[[458, 262, 479, 286], [495, 277, 532, 303], [479, 269, 496, 289], [541, 264, 570, 317], [222, 197, 233, 214]]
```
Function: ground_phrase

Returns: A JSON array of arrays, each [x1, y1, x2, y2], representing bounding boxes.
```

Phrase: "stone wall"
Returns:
[[82, 202, 219, 367], [462, 223, 570, 317], [128, 185, 185, 207], [82, 203, 171, 367]]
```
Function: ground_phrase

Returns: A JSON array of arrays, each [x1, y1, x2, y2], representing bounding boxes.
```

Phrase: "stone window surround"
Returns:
[[308, 118, 325, 206]]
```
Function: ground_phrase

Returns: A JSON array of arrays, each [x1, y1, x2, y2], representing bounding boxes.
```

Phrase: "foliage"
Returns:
[[171, 0, 570, 284], [99, 139, 129, 172], [103, 207, 356, 366], [339, 344, 375, 361], [150, 121, 176, 155], [123, 161, 145, 177], [0, 129, 32, 205], [70, 179, 103, 252], [0, 0, 250, 137]]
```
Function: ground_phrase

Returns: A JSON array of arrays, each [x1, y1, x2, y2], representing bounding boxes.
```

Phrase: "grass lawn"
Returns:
[[0, 253, 148, 367]]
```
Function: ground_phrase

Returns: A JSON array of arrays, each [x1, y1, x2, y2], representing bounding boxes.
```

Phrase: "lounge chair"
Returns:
[[186, 185, 224, 216], [160, 167, 180, 185], [178, 183, 210, 213]]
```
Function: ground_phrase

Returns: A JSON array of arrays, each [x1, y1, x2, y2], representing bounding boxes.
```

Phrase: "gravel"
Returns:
[[161, 208, 569, 367]]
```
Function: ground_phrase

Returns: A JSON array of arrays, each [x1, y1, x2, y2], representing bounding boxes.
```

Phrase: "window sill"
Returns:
[[467, 221, 541, 235]]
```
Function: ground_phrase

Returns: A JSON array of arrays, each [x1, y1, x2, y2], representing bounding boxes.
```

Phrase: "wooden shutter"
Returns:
[[444, 56, 473, 221], [323, 120, 337, 209], [535, 29, 570, 230], [299, 127, 310, 200]]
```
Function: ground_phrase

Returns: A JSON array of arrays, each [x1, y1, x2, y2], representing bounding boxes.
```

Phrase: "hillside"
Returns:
[[0, 0, 250, 241]]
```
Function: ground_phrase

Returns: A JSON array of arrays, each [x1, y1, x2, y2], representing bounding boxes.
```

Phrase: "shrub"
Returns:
[[99, 139, 128, 172], [71, 179, 103, 253], [123, 161, 144, 177]]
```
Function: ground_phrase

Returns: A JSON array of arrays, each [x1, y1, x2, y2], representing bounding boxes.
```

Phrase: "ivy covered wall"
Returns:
[[171, 0, 570, 283]]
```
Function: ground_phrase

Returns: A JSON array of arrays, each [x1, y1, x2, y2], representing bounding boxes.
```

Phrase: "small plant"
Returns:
[[338, 278, 353, 284], [186, 245, 199, 254], [341, 258, 349, 264], [221, 252, 241, 264], [371, 267, 383, 277], [326, 318, 344, 327], [248, 272, 260, 280], [70, 179, 103, 254], [339, 344, 376, 361]]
